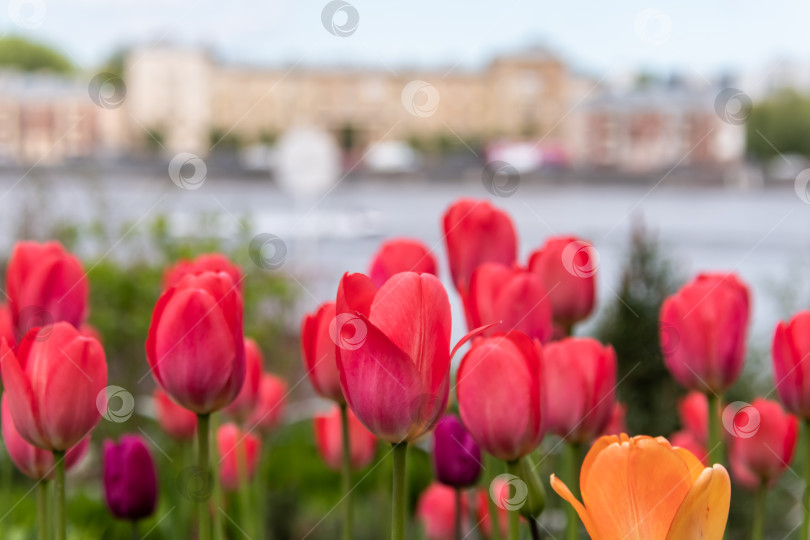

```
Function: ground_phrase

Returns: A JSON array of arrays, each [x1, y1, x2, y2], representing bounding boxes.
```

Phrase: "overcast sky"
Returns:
[[3, 0, 807, 77]]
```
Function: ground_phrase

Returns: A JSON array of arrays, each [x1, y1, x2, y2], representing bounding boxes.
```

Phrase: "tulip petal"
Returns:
[[336, 272, 377, 317], [674, 446, 706, 483], [666, 464, 730, 540], [550, 474, 598, 538], [0, 341, 44, 448]]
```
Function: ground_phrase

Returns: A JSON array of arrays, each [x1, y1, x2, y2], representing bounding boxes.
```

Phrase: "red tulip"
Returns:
[[442, 199, 517, 328], [468, 263, 553, 343], [727, 398, 798, 489], [601, 402, 628, 437], [678, 391, 708, 446], [163, 253, 242, 290], [313, 404, 377, 471], [2, 396, 89, 480], [660, 273, 750, 393], [773, 311, 810, 418], [1, 322, 107, 450], [527, 236, 597, 330], [456, 331, 544, 461], [153, 388, 197, 440], [217, 423, 261, 491], [542, 337, 616, 443], [335, 272, 456, 443], [6, 241, 88, 339], [146, 271, 245, 414], [368, 238, 438, 288], [223, 338, 263, 422], [246, 373, 287, 434], [0, 304, 15, 349], [477, 485, 509, 539], [301, 302, 344, 404], [417, 483, 468, 540], [670, 430, 708, 465]]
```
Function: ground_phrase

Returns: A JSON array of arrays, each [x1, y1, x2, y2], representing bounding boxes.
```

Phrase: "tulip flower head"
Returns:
[[772, 310, 810, 418], [153, 388, 197, 440], [301, 302, 345, 404], [660, 272, 750, 394], [314, 404, 377, 471], [223, 337, 263, 423], [417, 483, 468, 540], [104, 435, 158, 521], [432, 414, 482, 488], [368, 238, 438, 288], [163, 253, 243, 290], [601, 402, 628, 437], [678, 391, 708, 445], [146, 270, 245, 414], [1, 323, 107, 451], [246, 373, 287, 434], [217, 423, 261, 491], [551, 434, 731, 539]]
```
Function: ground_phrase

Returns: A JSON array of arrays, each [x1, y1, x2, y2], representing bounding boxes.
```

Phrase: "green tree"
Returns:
[[0, 35, 73, 73], [747, 89, 810, 159]]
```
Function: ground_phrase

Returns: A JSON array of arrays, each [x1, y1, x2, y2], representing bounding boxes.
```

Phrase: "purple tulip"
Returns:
[[433, 414, 482, 488], [103, 435, 158, 521]]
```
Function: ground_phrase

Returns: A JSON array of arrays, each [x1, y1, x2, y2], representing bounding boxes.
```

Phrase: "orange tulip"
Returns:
[[551, 434, 730, 540]]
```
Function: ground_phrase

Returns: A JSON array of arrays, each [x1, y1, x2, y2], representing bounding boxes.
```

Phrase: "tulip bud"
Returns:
[[368, 238, 438, 288], [2, 396, 88, 480], [301, 302, 344, 404], [528, 236, 597, 330], [217, 423, 261, 491], [727, 398, 798, 490], [477, 485, 509, 539], [678, 391, 708, 446], [468, 263, 553, 343], [6, 241, 88, 339], [246, 373, 287, 434], [314, 405, 377, 471], [146, 271, 245, 414], [542, 337, 616, 443], [772, 311, 810, 418], [670, 430, 708, 465], [601, 402, 628, 437], [457, 331, 545, 462], [153, 388, 197, 440], [103, 435, 158, 521], [1, 323, 107, 451], [417, 483, 467, 540], [223, 338, 263, 423], [163, 253, 242, 290], [432, 414, 481, 488], [660, 272, 749, 393]]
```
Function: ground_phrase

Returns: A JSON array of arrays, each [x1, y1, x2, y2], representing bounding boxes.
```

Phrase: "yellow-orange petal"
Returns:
[[550, 474, 598, 538], [673, 445, 704, 484], [579, 434, 620, 492], [665, 464, 730, 540]]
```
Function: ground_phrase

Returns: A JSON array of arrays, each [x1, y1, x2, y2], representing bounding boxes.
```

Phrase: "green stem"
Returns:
[[454, 488, 462, 540], [340, 403, 353, 540], [707, 392, 724, 466], [803, 419, 810, 540], [485, 454, 503, 540], [752, 484, 766, 540], [529, 517, 540, 540], [53, 450, 66, 540], [210, 414, 225, 540], [197, 413, 211, 540], [563, 443, 581, 540], [506, 460, 521, 540], [132, 520, 139, 540], [236, 438, 253, 538], [391, 442, 408, 540], [37, 479, 49, 540]]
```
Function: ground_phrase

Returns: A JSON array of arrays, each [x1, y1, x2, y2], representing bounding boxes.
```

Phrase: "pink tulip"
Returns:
[[368, 238, 438, 288], [1, 396, 89, 480], [670, 430, 708, 465], [163, 253, 242, 290], [542, 337, 616, 443], [223, 338, 263, 422], [301, 302, 344, 404], [313, 405, 377, 471], [0, 304, 15, 349], [601, 402, 628, 437], [678, 391, 708, 446], [417, 483, 467, 540], [6, 241, 88, 339], [1, 322, 107, 450], [527, 236, 597, 330], [727, 398, 798, 489], [456, 331, 545, 461], [217, 423, 261, 491], [442, 199, 517, 328], [660, 272, 750, 393], [153, 388, 197, 440], [246, 374, 287, 434], [468, 263, 553, 343], [146, 271, 245, 414], [477, 485, 509, 539], [335, 272, 456, 443], [772, 311, 810, 418]]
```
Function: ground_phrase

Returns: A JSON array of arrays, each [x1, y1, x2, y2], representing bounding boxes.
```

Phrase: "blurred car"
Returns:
[[484, 140, 568, 172], [364, 141, 421, 173]]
